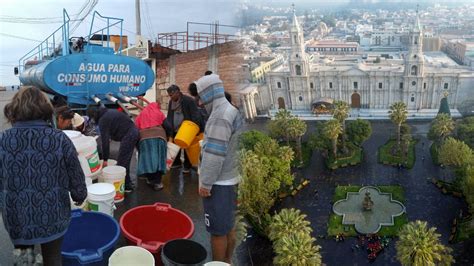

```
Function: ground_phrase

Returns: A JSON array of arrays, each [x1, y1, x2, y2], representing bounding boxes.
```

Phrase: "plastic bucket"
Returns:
[[166, 142, 180, 170], [64, 130, 101, 179], [101, 166, 126, 203], [174, 120, 199, 148], [119, 203, 194, 264], [87, 183, 116, 216], [161, 239, 207, 266], [204, 262, 230, 266], [62, 210, 120, 266], [109, 246, 154, 266], [185, 133, 203, 167]]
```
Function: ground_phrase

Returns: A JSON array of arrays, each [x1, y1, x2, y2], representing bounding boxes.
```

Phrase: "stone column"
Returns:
[[369, 77, 373, 108], [242, 95, 250, 120], [250, 93, 257, 118], [453, 75, 459, 108]]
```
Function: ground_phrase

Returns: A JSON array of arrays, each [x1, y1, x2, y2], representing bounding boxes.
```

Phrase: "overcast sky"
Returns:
[[0, 0, 239, 86]]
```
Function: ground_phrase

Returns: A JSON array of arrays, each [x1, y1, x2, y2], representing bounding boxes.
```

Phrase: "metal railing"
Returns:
[[18, 9, 70, 73]]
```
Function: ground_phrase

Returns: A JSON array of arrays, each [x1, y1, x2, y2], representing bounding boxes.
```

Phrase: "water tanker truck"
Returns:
[[17, 9, 154, 108]]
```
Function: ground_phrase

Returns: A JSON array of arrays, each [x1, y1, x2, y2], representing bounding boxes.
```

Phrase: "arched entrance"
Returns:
[[277, 97, 285, 109], [351, 92, 361, 108]]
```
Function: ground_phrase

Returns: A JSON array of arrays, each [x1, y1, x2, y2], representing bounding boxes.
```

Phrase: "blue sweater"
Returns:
[[0, 120, 87, 245]]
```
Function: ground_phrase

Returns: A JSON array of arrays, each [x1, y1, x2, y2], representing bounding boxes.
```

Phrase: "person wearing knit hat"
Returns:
[[72, 113, 97, 137], [72, 113, 85, 129], [195, 73, 243, 263]]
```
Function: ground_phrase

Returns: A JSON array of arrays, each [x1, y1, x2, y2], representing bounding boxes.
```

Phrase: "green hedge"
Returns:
[[455, 218, 474, 242], [378, 139, 417, 169], [328, 185, 407, 237], [326, 144, 363, 170]]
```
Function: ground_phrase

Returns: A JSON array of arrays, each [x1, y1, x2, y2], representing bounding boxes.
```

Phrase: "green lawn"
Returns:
[[378, 139, 417, 169], [328, 185, 407, 237], [326, 144, 363, 170]]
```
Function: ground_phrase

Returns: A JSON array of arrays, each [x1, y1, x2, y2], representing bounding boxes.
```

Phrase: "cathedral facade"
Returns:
[[263, 10, 473, 113]]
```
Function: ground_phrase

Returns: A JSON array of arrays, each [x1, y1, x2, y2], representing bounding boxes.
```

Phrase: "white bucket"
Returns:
[[166, 142, 180, 170], [64, 130, 101, 179], [101, 166, 126, 203], [109, 246, 155, 266], [87, 183, 116, 216], [204, 262, 230, 266]]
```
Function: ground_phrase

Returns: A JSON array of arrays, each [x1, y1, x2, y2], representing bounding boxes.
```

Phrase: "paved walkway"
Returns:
[[238, 120, 472, 265]]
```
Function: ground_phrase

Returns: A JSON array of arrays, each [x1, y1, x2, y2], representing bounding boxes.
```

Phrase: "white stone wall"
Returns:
[[456, 75, 474, 114], [267, 69, 467, 111]]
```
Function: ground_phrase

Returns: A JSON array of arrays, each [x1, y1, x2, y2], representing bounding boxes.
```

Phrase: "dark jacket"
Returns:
[[0, 120, 87, 245], [166, 93, 203, 135], [97, 108, 138, 161]]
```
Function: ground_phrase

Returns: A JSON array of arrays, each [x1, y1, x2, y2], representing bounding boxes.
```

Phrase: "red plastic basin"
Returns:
[[119, 203, 194, 258]]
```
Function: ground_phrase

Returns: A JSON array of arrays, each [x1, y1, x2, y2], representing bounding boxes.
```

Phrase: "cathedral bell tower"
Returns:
[[404, 7, 424, 77], [286, 4, 311, 111], [289, 4, 309, 77], [404, 6, 425, 110]]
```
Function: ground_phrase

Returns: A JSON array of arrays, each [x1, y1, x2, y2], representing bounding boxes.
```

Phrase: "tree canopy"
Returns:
[[346, 119, 372, 145], [239, 130, 271, 151], [428, 114, 455, 143], [438, 137, 474, 168], [457, 116, 474, 149], [396, 220, 454, 266], [238, 138, 294, 232]]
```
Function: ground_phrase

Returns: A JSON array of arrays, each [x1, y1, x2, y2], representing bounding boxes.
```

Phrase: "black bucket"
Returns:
[[161, 239, 207, 266]]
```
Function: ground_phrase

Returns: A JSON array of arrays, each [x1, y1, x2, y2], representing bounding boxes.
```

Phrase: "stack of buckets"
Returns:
[[174, 120, 203, 167], [64, 130, 126, 217]]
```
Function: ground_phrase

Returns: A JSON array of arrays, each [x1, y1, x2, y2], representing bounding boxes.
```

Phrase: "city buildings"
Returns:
[[246, 8, 474, 119]]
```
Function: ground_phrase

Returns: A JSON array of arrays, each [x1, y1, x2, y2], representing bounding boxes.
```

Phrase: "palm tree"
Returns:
[[432, 113, 455, 144], [269, 109, 292, 144], [401, 133, 412, 161], [287, 117, 307, 164], [332, 100, 350, 152], [396, 220, 454, 266], [323, 119, 343, 159], [389, 102, 408, 150]]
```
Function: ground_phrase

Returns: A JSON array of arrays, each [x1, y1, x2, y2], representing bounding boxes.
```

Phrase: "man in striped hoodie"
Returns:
[[195, 74, 243, 263]]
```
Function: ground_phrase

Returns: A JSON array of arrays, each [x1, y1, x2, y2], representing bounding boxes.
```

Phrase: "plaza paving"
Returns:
[[0, 120, 473, 265]]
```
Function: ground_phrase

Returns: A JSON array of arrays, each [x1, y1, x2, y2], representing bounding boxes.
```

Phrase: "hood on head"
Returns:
[[195, 74, 225, 110]]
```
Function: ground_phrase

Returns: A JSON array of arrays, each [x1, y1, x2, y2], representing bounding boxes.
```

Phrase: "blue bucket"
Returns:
[[62, 210, 120, 265]]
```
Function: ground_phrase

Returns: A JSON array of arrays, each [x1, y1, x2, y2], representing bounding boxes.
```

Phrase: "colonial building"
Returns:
[[257, 8, 474, 116]]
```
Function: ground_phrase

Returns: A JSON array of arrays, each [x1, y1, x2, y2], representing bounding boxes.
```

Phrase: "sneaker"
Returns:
[[124, 184, 134, 193], [182, 168, 191, 174], [153, 183, 164, 191], [171, 164, 182, 169]]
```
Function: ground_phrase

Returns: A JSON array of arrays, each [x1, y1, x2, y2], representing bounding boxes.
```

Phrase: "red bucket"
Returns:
[[119, 203, 194, 265]]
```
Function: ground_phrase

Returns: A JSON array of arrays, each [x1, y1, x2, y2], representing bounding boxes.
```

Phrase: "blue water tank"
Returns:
[[20, 51, 155, 105]]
